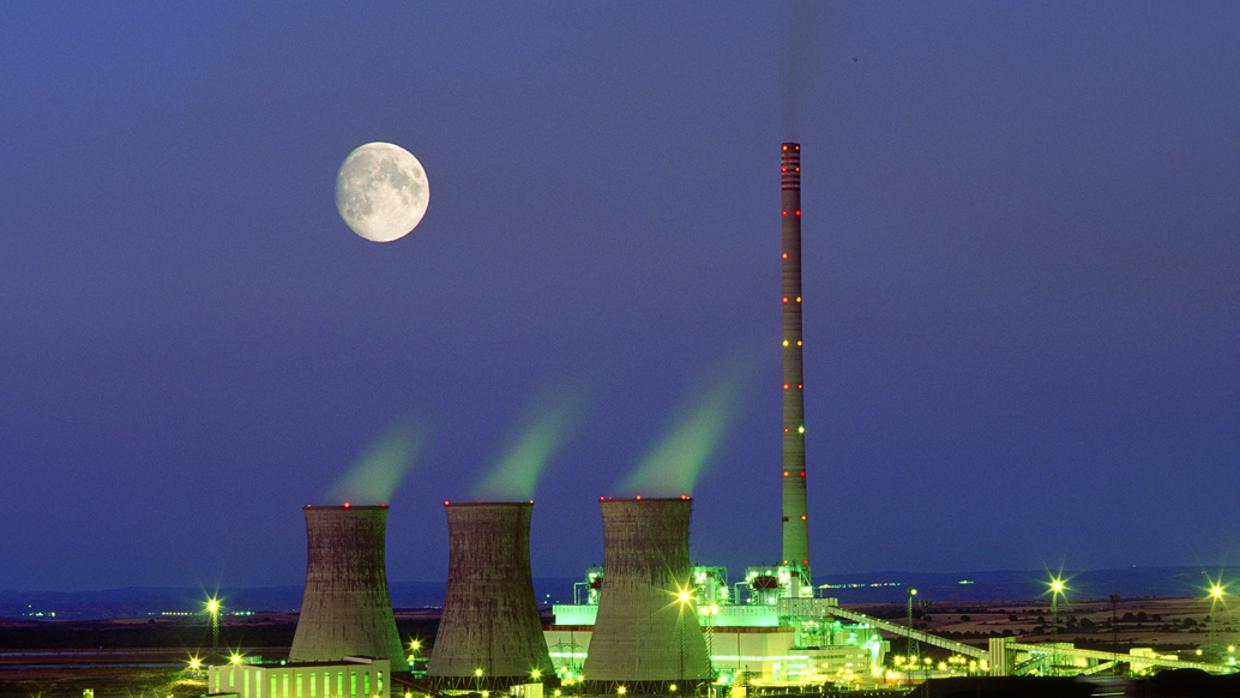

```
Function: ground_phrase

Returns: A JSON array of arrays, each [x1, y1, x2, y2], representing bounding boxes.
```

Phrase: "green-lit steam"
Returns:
[[327, 421, 427, 504], [473, 397, 578, 501], [620, 366, 750, 497]]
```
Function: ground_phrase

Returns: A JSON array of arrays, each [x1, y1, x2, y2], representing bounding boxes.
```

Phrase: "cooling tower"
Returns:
[[289, 504, 407, 670], [582, 497, 710, 693], [780, 142, 811, 572], [427, 501, 553, 689]]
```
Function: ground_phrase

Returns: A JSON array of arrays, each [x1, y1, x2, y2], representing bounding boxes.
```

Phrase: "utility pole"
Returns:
[[1109, 594, 1120, 675]]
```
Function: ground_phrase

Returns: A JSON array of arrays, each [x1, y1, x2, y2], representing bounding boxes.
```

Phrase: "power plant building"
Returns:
[[197, 140, 1238, 692], [207, 656, 391, 698]]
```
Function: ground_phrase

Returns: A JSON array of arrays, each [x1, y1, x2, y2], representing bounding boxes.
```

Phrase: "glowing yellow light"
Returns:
[[677, 590, 691, 603], [229, 652, 243, 665], [670, 684, 678, 692], [782, 340, 789, 347], [909, 588, 918, 596], [797, 425, 804, 434], [188, 656, 202, 671], [474, 668, 484, 678], [530, 669, 541, 680], [409, 638, 422, 651], [1209, 583, 1225, 601], [617, 687, 627, 696], [206, 597, 221, 615]]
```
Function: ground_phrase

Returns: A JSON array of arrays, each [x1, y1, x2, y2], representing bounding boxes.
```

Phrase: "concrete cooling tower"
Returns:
[[427, 501, 554, 689], [582, 497, 710, 693], [289, 504, 407, 670]]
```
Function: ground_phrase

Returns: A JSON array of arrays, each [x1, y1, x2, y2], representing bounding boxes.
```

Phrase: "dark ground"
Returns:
[[0, 612, 439, 697]]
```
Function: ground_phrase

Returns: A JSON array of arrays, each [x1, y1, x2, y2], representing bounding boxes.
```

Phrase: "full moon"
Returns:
[[335, 142, 429, 243]]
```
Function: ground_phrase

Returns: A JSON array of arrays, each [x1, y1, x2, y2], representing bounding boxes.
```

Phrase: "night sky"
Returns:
[[3, 2, 1238, 592]]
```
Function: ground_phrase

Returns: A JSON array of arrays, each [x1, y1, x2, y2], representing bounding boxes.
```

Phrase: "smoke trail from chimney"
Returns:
[[782, 0, 826, 137], [326, 419, 427, 504], [618, 361, 751, 497], [472, 395, 580, 501]]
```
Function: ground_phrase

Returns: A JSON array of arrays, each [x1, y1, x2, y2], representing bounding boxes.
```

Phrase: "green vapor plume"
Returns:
[[473, 397, 579, 501], [620, 365, 750, 497], [327, 420, 427, 504]]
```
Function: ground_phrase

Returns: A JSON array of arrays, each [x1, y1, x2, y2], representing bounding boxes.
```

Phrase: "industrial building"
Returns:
[[207, 656, 391, 698]]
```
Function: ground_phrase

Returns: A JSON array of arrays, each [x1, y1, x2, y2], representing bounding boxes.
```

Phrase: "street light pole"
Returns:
[[205, 596, 221, 656], [1207, 580, 1226, 655], [1048, 576, 1066, 677], [906, 589, 918, 660], [906, 588, 918, 684]]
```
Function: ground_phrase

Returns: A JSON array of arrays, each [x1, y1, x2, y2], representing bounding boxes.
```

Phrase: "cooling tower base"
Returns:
[[425, 675, 561, 692], [581, 679, 708, 697]]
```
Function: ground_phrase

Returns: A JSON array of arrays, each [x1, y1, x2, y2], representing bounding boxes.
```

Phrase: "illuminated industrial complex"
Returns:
[[201, 144, 1236, 697]]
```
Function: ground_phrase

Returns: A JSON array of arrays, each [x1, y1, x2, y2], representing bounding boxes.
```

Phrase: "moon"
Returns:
[[335, 142, 429, 243]]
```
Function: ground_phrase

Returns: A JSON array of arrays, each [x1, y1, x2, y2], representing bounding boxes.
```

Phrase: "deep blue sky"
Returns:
[[2, 2, 1238, 592]]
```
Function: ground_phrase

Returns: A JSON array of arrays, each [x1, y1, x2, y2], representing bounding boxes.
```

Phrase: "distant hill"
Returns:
[[3, 567, 1233, 620], [814, 566, 1240, 604], [0, 578, 577, 620]]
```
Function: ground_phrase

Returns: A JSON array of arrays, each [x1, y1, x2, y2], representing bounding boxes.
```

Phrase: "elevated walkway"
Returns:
[[1003, 640, 1231, 674], [823, 605, 988, 660]]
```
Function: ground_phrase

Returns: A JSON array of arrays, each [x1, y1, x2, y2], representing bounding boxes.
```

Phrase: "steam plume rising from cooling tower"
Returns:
[[619, 363, 750, 497], [782, 0, 826, 136], [327, 419, 427, 504], [472, 396, 579, 501]]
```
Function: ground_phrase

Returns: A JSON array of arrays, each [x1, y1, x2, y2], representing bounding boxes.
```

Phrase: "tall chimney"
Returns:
[[289, 504, 407, 670], [780, 142, 810, 572], [582, 497, 710, 693], [427, 501, 553, 690]]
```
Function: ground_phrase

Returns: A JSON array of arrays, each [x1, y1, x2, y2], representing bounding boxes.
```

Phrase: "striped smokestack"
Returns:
[[779, 143, 810, 571]]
